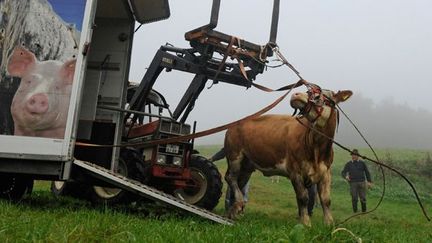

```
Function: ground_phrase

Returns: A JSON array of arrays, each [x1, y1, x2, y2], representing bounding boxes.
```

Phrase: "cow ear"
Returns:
[[60, 59, 76, 85], [334, 90, 353, 103], [7, 46, 36, 77]]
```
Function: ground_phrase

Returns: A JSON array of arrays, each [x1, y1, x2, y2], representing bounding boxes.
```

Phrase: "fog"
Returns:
[[129, 0, 432, 148], [335, 93, 432, 149]]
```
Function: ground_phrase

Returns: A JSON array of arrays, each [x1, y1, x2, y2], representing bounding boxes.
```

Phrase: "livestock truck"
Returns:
[[0, 0, 280, 225]]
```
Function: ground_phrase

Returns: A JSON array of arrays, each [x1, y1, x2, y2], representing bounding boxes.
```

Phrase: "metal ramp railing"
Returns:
[[73, 159, 233, 225]]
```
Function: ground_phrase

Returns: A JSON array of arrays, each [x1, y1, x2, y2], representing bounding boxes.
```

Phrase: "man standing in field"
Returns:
[[341, 149, 373, 213]]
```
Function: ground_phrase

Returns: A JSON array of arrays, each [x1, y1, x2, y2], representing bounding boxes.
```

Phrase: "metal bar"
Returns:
[[206, 29, 262, 53], [172, 74, 207, 121], [73, 159, 233, 225], [97, 105, 174, 121], [209, 0, 220, 29], [185, 0, 220, 34], [0, 158, 64, 176], [180, 76, 207, 123], [128, 49, 165, 112], [269, 0, 280, 44], [158, 52, 202, 74], [204, 68, 251, 87]]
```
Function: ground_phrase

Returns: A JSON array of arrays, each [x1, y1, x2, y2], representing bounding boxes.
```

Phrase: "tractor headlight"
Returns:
[[172, 156, 182, 166], [157, 155, 167, 164]]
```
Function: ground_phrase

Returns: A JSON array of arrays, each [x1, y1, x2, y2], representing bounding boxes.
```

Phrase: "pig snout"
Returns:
[[25, 93, 49, 114]]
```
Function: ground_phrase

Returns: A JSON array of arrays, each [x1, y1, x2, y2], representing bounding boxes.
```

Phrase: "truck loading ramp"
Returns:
[[73, 159, 233, 225]]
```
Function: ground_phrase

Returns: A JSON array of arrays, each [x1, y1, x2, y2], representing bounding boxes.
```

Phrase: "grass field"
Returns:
[[1, 146, 431, 242]]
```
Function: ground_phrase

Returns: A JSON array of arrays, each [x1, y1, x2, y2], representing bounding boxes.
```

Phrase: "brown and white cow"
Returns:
[[224, 85, 352, 226]]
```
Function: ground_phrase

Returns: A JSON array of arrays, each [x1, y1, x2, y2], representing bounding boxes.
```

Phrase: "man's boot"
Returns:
[[361, 202, 367, 212], [352, 201, 358, 213]]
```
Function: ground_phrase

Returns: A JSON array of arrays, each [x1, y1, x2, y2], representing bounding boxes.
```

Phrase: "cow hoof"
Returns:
[[225, 206, 237, 219], [324, 216, 334, 226], [302, 221, 312, 227], [227, 202, 244, 219], [227, 209, 238, 220], [300, 215, 311, 227]]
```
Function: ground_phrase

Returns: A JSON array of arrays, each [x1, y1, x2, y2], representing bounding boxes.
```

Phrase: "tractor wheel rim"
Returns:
[[174, 169, 207, 204], [93, 186, 122, 198], [93, 159, 127, 199]]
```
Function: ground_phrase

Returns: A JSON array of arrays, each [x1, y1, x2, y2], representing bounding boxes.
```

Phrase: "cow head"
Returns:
[[290, 85, 352, 127]]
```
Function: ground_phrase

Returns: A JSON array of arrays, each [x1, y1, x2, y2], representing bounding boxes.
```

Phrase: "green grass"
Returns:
[[1, 146, 431, 242]]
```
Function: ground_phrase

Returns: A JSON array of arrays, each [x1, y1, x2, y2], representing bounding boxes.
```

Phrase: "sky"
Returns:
[[48, 0, 86, 30], [129, 0, 432, 145]]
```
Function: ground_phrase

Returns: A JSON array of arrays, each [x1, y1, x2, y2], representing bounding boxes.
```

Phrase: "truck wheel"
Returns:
[[0, 173, 33, 201], [90, 151, 142, 205], [51, 181, 66, 196], [51, 181, 88, 199], [173, 155, 222, 210]]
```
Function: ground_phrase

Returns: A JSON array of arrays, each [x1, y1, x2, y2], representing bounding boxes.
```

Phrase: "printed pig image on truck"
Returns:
[[8, 46, 76, 139], [0, 0, 83, 139]]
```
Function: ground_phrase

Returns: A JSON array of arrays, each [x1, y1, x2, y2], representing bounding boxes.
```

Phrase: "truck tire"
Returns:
[[51, 181, 67, 196], [51, 181, 89, 199], [0, 173, 33, 201], [89, 149, 143, 205], [173, 155, 222, 210]]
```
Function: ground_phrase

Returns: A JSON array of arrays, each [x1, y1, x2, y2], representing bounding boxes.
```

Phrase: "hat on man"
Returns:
[[351, 149, 359, 156]]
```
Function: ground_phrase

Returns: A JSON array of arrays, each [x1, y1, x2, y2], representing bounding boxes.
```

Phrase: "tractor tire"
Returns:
[[173, 155, 222, 210], [0, 173, 33, 201], [89, 149, 143, 205]]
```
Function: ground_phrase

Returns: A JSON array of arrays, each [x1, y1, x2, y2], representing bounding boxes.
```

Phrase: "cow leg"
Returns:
[[224, 153, 246, 219], [291, 176, 311, 226], [224, 172, 251, 213], [317, 169, 334, 225], [236, 160, 254, 214]]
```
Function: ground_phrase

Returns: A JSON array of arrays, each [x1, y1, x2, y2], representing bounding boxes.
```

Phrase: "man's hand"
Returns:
[[367, 182, 373, 189], [345, 175, 350, 181]]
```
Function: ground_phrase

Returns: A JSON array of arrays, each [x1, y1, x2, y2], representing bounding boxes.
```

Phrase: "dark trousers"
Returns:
[[307, 184, 317, 216], [349, 181, 367, 212]]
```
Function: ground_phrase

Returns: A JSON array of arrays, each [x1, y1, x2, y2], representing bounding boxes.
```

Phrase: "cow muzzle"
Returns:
[[290, 92, 308, 110]]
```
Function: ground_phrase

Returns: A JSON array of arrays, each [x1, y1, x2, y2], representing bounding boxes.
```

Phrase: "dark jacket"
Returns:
[[341, 160, 372, 183]]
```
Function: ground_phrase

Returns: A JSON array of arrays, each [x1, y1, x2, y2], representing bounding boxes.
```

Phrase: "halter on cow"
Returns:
[[293, 83, 338, 126], [223, 82, 352, 226]]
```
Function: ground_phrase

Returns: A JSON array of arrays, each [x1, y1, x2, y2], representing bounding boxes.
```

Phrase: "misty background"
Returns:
[[128, 0, 432, 149]]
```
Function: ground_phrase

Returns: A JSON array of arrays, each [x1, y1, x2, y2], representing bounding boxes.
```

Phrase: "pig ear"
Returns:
[[61, 59, 77, 85], [7, 47, 36, 77], [334, 90, 353, 103]]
